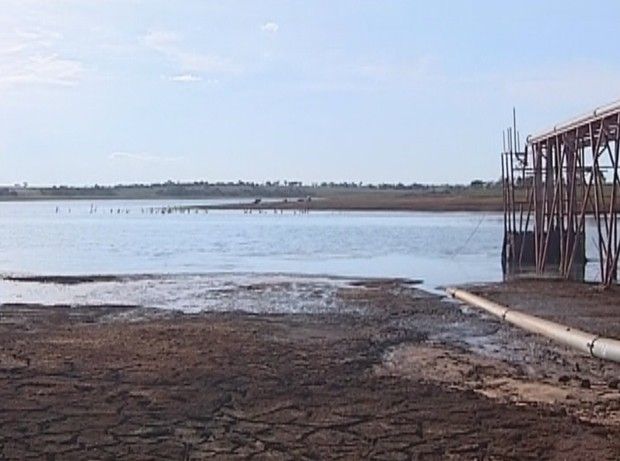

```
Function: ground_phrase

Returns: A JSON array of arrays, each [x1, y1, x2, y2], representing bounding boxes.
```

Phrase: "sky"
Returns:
[[2, 0, 620, 186]]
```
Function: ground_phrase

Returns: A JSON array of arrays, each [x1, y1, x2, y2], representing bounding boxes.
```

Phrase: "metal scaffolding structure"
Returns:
[[502, 101, 620, 287]]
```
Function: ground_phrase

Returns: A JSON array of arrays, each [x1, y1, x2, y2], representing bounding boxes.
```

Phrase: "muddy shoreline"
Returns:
[[1, 278, 620, 459], [188, 194, 504, 213], [0, 189, 504, 213]]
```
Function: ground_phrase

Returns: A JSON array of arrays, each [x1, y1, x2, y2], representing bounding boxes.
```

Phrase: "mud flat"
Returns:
[[189, 192, 504, 213], [467, 279, 620, 339], [1, 279, 619, 459]]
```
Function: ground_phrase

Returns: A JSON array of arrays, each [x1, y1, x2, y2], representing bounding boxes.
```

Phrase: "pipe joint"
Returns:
[[588, 336, 601, 357], [446, 287, 620, 364]]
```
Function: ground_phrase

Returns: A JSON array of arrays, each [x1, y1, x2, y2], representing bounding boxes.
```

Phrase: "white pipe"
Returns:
[[527, 98, 620, 144], [446, 288, 620, 363]]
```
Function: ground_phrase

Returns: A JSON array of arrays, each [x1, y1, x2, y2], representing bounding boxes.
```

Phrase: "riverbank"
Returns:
[[1, 278, 619, 459], [0, 187, 505, 212], [190, 192, 504, 212]]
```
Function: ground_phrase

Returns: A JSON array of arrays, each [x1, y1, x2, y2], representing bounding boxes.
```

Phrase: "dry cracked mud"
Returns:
[[1, 279, 619, 459]]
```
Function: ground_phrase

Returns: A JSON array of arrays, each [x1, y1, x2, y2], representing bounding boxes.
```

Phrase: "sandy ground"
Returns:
[[1, 279, 620, 459]]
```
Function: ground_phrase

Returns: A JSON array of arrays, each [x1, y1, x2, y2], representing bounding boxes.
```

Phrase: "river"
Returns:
[[0, 199, 602, 310]]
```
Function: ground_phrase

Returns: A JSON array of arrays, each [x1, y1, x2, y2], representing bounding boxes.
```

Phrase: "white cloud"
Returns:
[[109, 151, 182, 163], [0, 29, 84, 90], [166, 73, 219, 85], [1, 54, 83, 87], [261, 22, 279, 34], [143, 29, 240, 75], [169, 73, 202, 82]]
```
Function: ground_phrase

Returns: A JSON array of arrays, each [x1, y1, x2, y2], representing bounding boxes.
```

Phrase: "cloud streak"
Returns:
[[169, 73, 202, 82]]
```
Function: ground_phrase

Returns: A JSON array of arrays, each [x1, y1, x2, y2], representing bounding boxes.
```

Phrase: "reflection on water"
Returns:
[[0, 199, 603, 309]]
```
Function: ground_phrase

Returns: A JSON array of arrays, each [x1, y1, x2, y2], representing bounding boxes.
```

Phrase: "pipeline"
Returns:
[[446, 288, 620, 364], [527, 98, 620, 143]]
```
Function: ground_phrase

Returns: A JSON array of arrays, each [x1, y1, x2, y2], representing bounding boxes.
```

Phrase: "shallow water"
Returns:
[[0, 199, 603, 310], [1, 273, 365, 314]]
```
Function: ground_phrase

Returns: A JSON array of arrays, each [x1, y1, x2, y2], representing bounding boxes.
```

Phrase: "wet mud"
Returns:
[[1, 279, 619, 459], [3, 275, 123, 285], [468, 279, 620, 339]]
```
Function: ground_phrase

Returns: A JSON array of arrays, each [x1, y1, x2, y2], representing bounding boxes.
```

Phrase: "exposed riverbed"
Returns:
[[2, 278, 620, 459]]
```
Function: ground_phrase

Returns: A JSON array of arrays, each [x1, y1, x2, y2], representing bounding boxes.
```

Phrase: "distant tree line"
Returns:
[[0, 178, 502, 200]]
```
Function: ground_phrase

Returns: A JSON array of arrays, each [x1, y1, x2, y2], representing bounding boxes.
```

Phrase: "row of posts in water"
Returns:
[[54, 205, 311, 215]]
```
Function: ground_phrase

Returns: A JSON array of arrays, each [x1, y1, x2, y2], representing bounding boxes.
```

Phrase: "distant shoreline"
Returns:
[[0, 181, 507, 211], [0, 190, 505, 212], [191, 195, 504, 213]]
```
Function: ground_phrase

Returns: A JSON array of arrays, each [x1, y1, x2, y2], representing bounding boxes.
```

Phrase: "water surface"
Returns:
[[0, 199, 602, 310]]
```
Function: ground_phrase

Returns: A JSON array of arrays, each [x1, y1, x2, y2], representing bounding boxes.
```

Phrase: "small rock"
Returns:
[[580, 379, 591, 389], [558, 375, 570, 384], [608, 379, 619, 389]]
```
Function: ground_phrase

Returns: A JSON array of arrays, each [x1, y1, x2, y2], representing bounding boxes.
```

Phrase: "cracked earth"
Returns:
[[1, 279, 619, 459]]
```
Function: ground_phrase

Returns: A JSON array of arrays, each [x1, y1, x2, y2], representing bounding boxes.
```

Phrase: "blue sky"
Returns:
[[2, 0, 620, 186]]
